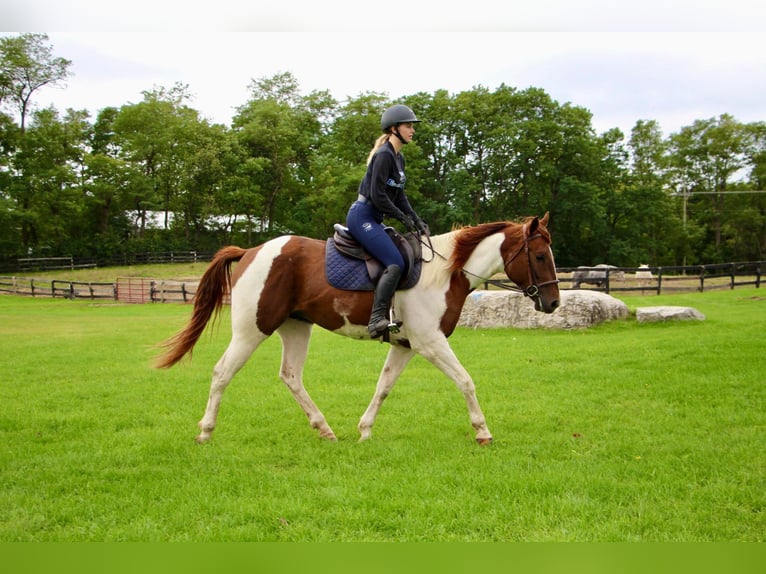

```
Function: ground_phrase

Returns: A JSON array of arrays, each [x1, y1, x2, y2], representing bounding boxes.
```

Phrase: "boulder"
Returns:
[[636, 306, 705, 323], [458, 289, 629, 329]]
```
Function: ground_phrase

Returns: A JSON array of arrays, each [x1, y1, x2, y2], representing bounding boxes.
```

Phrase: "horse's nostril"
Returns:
[[551, 300, 560, 310]]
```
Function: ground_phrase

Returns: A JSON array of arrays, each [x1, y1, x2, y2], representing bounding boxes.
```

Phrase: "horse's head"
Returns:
[[502, 212, 560, 313]]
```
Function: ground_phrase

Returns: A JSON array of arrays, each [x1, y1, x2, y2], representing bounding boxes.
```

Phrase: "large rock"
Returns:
[[458, 289, 629, 329], [636, 306, 705, 323]]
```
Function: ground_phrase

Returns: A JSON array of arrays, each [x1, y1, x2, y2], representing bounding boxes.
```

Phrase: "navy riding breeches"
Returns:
[[346, 200, 405, 270]]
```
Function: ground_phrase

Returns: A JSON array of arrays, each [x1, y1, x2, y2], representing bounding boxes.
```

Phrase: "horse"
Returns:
[[571, 264, 624, 289], [155, 213, 560, 445]]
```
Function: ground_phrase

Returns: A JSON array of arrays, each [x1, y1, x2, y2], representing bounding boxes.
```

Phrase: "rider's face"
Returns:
[[396, 122, 415, 143]]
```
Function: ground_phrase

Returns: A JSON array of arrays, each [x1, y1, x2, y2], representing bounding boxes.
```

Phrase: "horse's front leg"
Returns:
[[358, 344, 415, 441], [415, 335, 493, 445], [277, 319, 336, 440]]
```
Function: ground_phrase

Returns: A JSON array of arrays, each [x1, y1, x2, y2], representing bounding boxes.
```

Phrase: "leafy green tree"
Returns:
[[326, 92, 386, 164], [111, 84, 205, 238], [400, 90, 459, 231], [0, 35, 763, 270], [448, 86, 493, 224], [621, 120, 686, 265], [174, 121, 234, 246], [728, 121, 766, 260], [0, 111, 19, 258], [667, 114, 758, 261], [233, 72, 333, 236], [80, 107, 137, 254], [9, 107, 91, 254], [0, 33, 71, 134], [1, 34, 74, 259], [233, 98, 302, 234]]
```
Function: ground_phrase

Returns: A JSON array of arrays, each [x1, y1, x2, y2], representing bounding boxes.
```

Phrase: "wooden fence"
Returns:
[[0, 276, 199, 303], [0, 277, 116, 299], [2, 251, 213, 274], [17, 256, 98, 272], [547, 262, 764, 295], [2, 260, 763, 303]]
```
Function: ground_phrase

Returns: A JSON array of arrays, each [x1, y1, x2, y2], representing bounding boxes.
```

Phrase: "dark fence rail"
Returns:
[[2, 251, 216, 274], [2, 260, 764, 303], [0, 276, 199, 303], [517, 261, 764, 294], [0, 277, 116, 299]]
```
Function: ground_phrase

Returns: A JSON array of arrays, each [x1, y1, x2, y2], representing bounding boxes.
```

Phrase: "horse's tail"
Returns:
[[154, 246, 248, 369]]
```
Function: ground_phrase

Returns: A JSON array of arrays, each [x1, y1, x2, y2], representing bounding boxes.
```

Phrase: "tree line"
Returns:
[[1, 33, 765, 270]]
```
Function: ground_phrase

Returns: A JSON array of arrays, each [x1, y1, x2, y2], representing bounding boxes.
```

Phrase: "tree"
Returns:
[[325, 92, 386, 163], [111, 84, 204, 238], [233, 72, 333, 235], [668, 115, 756, 261], [621, 120, 686, 265], [9, 106, 91, 254], [401, 90, 461, 231], [83, 107, 135, 249], [0, 33, 71, 133]]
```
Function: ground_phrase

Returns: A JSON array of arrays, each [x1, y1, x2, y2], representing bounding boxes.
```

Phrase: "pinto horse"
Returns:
[[156, 213, 560, 444]]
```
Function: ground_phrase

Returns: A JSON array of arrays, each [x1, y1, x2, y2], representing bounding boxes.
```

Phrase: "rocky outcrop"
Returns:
[[635, 306, 706, 323], [458, 290, 629, 329]]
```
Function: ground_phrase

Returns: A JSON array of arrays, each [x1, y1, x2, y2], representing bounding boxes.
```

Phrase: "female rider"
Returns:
[[346, 104, 429, 338]]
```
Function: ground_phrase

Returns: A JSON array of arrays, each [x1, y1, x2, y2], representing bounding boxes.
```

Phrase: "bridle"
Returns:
[[420, 223, 559, 306], [423, 222, 559, 307], [496, 223, 560, 306]]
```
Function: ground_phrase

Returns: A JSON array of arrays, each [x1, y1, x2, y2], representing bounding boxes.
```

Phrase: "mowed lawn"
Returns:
[[0, 289, 763, 541]]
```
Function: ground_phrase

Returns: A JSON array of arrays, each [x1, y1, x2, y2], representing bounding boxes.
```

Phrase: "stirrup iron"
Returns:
[[387, 300, 402, 334]]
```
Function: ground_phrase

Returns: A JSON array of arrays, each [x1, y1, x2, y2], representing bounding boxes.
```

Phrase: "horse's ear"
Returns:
[[540, 211, 550, 226]]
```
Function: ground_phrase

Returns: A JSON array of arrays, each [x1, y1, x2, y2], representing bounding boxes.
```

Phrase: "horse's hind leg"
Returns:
[[277, 319, 336, 440], [197, 332, 266, 443], [358, 344, 415, 441]]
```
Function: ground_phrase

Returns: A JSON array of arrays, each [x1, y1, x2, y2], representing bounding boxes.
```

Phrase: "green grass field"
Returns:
[[0, 287, 763, 541]]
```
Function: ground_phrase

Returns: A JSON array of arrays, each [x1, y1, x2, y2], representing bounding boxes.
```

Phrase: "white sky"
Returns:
[[2, 1, 765, 137]]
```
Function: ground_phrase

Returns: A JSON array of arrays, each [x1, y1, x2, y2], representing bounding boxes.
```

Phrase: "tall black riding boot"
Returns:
[[368, 264, 402, 338]]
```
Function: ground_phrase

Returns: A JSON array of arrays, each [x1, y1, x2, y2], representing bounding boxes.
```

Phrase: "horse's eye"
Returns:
[[535, 254, 546, 262]]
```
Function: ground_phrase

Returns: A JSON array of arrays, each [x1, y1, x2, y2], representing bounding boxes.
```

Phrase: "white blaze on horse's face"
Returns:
[[532, 244, 559, 312], [524, 238, 560, 313], [501, 220, 560, 314]]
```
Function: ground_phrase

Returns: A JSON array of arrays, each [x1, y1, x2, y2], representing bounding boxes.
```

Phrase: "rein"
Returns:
[[419, 224, 559, 305]]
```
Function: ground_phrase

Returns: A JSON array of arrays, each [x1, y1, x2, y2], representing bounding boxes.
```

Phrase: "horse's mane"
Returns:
[[449, 221, 518, 274], [419, 218, 547, 287]]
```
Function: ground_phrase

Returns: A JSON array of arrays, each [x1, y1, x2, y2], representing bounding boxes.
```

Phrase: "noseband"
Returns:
[[500, 223, 559, 304]]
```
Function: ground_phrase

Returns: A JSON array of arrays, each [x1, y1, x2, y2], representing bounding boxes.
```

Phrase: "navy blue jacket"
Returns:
[[358, 140, 418, 225]]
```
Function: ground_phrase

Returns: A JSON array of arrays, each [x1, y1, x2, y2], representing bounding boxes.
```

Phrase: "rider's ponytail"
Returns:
[[366, 134, 390, 165]]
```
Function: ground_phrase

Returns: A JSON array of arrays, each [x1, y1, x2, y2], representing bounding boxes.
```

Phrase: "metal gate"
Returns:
[[115, 277, 153, 303]]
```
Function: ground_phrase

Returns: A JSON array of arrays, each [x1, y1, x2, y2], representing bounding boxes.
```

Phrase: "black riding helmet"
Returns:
[[381, 104, 420, 131]]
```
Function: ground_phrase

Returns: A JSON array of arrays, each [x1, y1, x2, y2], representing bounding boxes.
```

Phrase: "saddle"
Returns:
[[325, 224, 423, 291]]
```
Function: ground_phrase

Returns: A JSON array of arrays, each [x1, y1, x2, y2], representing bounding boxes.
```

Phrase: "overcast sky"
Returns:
[[3, 1, 765, 138]]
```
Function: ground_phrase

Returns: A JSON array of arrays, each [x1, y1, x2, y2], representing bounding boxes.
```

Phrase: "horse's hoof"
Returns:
[[195, 434, 210, 444], [476, 437, 493, 446]]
